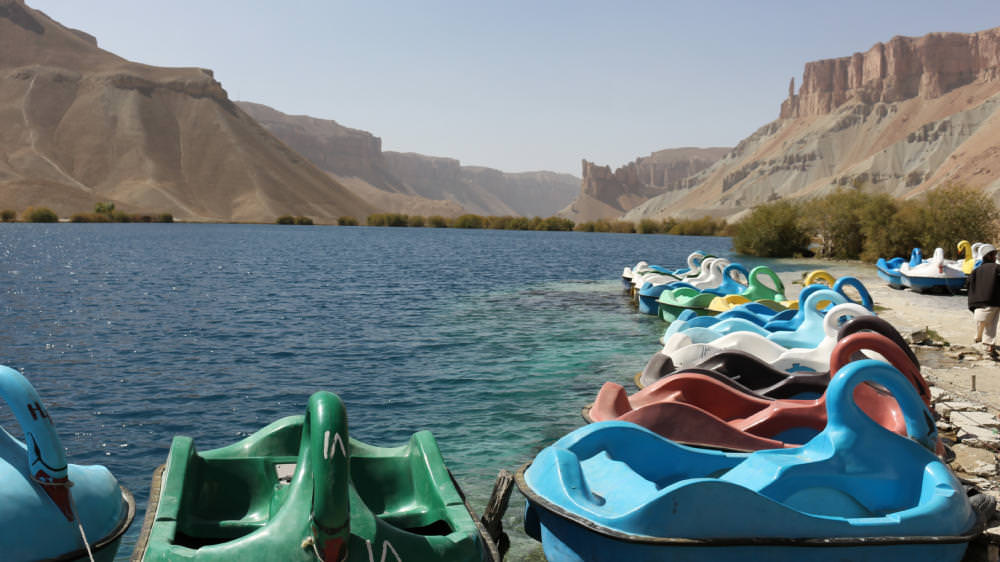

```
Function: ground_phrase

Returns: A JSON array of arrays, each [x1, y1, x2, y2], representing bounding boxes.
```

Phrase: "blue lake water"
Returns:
[[0, 223, 743, 560]]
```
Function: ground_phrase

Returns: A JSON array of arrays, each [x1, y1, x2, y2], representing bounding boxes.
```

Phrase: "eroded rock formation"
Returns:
[[625, 25, 1000, 223], [561, 148, 729, 222]]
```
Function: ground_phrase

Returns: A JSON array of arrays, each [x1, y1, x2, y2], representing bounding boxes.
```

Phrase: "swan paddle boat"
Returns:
[[519, 358, 979, 562], [899, 247, 966, 293], [705, 269, 833, 314], [637, 263, 748, 315], [623, 261, 680, 291], [0, 365, 135, 562], [133, 391, 498, 562], [638, 315, 916, 390], [650, 263, 749, 318], [661, 286, 870, 350], [661, 301, 872, 367], [876, 257, 906, 288], [586, 332, 931, 452], [657, 265, 783, 323], [957, 240, 979, 274], [668, 250, 709, 277], [646, 302, 874, 380]]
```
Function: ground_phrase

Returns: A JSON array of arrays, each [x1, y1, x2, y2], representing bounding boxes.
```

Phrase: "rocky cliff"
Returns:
[[560, 148, 729, 222], [0, 0, 372, 223], [624, 26, 1000, 222], [237, 102, 580, 217]]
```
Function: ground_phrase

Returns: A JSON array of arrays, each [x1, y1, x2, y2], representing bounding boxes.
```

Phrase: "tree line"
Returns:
[[0, 204, 173, 223], [299, 213, 731, 235], [732, 184, 997, 260]]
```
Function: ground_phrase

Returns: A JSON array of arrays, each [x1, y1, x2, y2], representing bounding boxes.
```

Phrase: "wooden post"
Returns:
[[482, 469, 515, 559]]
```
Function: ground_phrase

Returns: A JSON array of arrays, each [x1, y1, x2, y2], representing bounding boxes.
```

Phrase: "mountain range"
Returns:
[[236, 102, 580, 218], [0, 0, 375, 223], [0, 0, 577, 223], [4, 0, 999, 226]]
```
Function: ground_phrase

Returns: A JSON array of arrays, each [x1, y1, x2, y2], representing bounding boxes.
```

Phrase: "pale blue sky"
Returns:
[[26, 1, 1000, 176]]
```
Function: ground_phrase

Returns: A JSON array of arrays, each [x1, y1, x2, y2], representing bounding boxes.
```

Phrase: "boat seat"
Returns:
[[351, 430, 461, 537], [161, 436, 299, 544]]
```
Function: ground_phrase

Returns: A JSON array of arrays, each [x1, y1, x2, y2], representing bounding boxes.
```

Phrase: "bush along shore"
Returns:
[[1, 203, 173, 223], [287, 213, 732, 234], [732, 183, 997, 260]]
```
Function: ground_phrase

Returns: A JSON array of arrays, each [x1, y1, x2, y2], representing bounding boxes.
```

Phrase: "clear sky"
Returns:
[[25, 1, 1000, 176]]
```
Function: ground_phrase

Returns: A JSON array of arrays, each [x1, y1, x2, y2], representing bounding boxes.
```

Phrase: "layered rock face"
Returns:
[[0, 0, 372, 222], [238, 102, 580, 217], [625, 26, 1000, 222], [560, 148, 728, 222], [782, 29, 1000, 119]]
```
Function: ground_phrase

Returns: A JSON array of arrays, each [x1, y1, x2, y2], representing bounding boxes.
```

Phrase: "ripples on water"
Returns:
[[0, 224, 733, 560]]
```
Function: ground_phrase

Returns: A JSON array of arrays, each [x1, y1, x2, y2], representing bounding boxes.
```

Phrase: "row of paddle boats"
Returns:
[[623, 252, 792, 322], [516, 255, 991, 561], [0, 365, 506, 561], [876, 240, 988, 293]]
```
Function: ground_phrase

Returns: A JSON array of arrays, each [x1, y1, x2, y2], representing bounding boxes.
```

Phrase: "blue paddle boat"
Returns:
[[662, 289, 871, 354], [665, 275, 873, 341], [899, 248, 967, 293], [877, 257, 906, 289], [0, 365, 135, 561], [518, 359, 980, 561]]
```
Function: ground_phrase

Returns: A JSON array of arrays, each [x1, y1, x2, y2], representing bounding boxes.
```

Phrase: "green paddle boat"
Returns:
[[658, 266, 785, 324], [133, 392, 500, 561]]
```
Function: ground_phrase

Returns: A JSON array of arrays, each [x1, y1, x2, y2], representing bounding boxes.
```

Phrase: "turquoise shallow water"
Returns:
[[0, 224, 736, 560]]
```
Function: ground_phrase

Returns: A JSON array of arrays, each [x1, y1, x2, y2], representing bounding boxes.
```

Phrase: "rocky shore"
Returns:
[[780, 260, 1000, 560]]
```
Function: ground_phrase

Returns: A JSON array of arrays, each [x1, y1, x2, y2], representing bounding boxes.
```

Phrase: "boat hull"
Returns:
[[901, 274, 966, 294], [524, 497, 969, 562]]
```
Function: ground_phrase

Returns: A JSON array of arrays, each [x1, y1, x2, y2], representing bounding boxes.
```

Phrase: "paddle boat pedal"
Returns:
[[133, 391, 499, 561], [0, 365, 135, 562], [520, 359, 983, 561]]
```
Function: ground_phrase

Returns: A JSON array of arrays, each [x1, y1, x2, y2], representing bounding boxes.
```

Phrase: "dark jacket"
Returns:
[[968, 262, 1000, 311]]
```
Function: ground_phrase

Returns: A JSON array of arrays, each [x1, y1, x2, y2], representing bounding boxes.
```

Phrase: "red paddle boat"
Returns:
[[586, 332, 932, 452]]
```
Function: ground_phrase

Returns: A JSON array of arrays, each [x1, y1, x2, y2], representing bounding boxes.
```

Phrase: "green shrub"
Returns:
[[732, 200, 810, 257], [276, 215, 295, 225], [610, 221, 636, 234], [427, 215, 449, 228], [407, 215, 425, 227], [0, 209, 15, 222], [293, 216, 313, 225], [668, 216, 728, 236], [24, 207, 58, 223], [337, 216, 358, 226], [800, 189, 868, 258], [539, 216, 574, 231], [110, 210, 131, 222], [913, 183, 997, 253], [367, 213, 409, 226], [452, 214, 484, 228], [638, 219, 662, 234], [509, 217, 534, 230], [156, 213, 174, 223]]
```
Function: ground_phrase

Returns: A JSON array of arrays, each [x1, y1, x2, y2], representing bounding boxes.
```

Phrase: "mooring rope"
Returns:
[[28, 475, 95, 562]]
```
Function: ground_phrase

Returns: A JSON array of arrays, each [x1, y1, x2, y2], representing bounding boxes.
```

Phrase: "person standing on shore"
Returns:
[[968, 244, 1000, 360]]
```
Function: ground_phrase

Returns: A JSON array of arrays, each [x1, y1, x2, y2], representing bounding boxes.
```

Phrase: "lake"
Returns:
[[0, 223, 740, 560]]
